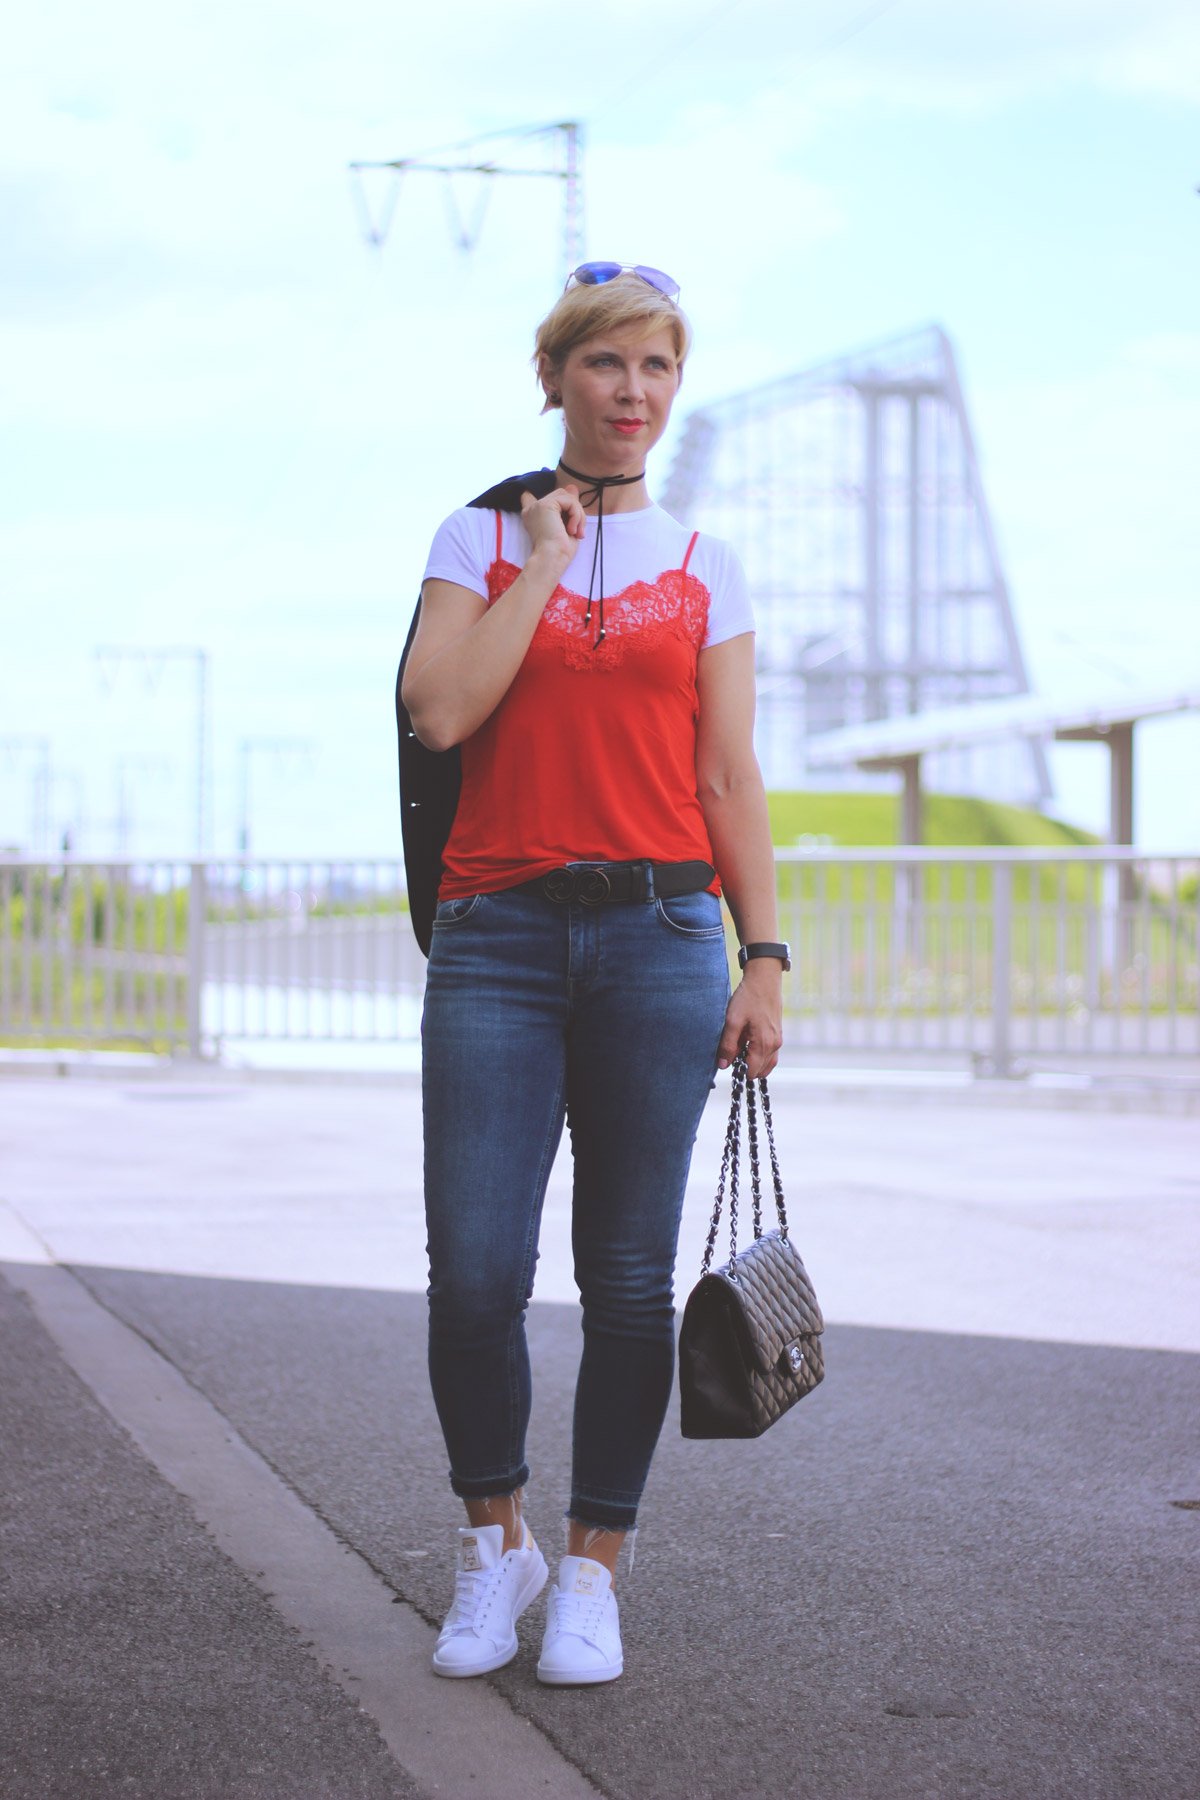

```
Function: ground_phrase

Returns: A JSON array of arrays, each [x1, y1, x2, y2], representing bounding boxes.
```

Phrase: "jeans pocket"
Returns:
[[654, 891, 725, 939], [432, 894, 484, 928]]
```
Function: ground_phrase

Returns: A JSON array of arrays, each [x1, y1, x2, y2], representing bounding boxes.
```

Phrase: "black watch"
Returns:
[[737, 941, 791, 973]]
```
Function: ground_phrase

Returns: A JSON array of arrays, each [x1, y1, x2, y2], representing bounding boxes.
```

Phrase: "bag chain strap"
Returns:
[[700, 1054, 745, 1278], [759, 1077, 790, 1243], [699, 1053, 791, 1283], [746, 1075, 763, 1242]]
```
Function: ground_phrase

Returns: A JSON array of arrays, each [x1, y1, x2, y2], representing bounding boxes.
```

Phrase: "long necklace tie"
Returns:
[[558, 459, 645, 649]]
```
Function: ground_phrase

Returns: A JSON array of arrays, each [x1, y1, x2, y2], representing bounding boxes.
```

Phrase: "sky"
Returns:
[[3, 0, 1198, 859]]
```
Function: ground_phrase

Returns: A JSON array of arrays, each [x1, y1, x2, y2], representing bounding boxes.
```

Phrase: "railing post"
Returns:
[[186, 860, 206, 1059], [989, 860, 1014, 1078]]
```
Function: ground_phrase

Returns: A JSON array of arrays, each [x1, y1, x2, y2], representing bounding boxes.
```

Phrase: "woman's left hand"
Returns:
[[716, 968, 783, 1081]]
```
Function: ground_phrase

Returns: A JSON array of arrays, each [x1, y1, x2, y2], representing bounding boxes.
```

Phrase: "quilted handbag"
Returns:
[[679, 1054, 825, 1438]]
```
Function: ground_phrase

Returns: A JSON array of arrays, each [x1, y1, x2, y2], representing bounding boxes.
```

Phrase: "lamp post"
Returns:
[[94, 647, 212, 856], [237, 737, 315, 859], [0, 737, 52, 855]]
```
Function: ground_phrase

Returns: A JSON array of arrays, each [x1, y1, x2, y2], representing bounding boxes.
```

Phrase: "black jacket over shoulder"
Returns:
[[396, 468, 558, 955]]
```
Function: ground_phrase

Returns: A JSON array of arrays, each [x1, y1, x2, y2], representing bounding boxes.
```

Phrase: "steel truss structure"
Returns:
[[662, 325, 1050, 804]]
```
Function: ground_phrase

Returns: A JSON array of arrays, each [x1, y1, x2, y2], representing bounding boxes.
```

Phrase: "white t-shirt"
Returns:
[[422, 501, 754, 650]]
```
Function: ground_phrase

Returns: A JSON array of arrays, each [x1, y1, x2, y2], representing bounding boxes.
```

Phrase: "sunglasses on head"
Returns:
[[565, 261, 681, 302]]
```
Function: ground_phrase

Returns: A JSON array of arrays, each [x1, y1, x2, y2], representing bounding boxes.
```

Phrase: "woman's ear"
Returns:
[[536, 352, 561, 410]]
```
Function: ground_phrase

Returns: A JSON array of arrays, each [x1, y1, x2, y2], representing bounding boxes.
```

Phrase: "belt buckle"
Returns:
[[543, 868, 576, 903], [577, 867, 612, 905]]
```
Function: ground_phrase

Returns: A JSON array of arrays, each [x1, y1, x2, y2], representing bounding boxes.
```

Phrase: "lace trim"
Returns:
[[486, 557, 710, 672]]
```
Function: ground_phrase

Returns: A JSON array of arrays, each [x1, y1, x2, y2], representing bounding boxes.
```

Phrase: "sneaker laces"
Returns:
[[443, 1565, 503, 1634], [547, 1585, 610, 1646]]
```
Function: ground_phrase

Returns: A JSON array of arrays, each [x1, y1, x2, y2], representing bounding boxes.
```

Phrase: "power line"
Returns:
[[590, 0, 905, 127], [597, 0, 753, 116]]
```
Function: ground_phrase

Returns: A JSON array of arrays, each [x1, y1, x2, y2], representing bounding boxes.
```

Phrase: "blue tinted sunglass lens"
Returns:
[[573, 262, 623, 285], [633, 265, 679, 299]]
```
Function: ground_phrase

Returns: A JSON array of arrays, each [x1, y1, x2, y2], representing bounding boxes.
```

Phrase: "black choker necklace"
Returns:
[[557, 459, 646, 504], [557, 460, 647, 648]]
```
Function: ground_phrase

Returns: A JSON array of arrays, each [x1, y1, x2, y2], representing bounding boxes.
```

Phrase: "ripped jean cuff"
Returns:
[[566, 1491, 640, 1532], [448, 1463, 530, 1501]]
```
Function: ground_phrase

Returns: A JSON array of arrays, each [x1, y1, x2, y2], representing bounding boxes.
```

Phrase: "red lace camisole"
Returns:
[[438, 512, 721, 899]]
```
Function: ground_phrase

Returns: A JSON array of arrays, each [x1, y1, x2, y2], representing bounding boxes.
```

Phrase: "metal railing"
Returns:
[[0, 860, 423, 1058], [1, 851, 1196, 1072], [775, 847, 1198, 1072]]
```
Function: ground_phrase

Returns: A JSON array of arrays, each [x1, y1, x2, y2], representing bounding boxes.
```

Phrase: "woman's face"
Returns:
[[550, 323, 681, 470]]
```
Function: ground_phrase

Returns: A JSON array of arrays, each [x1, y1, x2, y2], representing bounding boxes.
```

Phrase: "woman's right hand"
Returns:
[[520, 484, 586, 565], [405, 485, 588, 751]]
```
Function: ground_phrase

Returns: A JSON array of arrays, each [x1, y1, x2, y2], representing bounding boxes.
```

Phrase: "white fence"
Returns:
[[775, 847, 1198, 1071], [1, 851, 1196, 1073]]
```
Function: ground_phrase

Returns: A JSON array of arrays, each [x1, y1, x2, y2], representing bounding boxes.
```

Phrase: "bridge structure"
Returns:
[[661, 324, 1050, 805]]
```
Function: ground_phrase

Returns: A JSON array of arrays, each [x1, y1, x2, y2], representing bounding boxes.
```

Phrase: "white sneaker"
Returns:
[[536, 1555, 623, 1686], [432, 1522, 548, 1678]]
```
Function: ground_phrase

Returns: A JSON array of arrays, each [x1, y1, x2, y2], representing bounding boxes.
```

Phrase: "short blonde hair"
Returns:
[[533, 274, 692, 413]]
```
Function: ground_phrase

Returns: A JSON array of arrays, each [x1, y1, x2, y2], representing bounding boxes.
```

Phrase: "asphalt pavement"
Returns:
[[0, 1271, 423, 1800], [1, 1067, 1197, 1799]]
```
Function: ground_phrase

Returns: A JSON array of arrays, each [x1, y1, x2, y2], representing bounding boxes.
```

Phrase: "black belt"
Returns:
[[507, 859, 715, 905]]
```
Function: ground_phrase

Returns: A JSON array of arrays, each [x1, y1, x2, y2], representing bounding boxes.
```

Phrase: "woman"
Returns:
[[401, 262, 787, 1686]]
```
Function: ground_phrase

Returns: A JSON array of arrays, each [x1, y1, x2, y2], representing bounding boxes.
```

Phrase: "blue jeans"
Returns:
[[420, 881, 731, 1530]]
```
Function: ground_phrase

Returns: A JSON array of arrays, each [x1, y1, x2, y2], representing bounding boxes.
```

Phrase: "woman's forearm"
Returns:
[[702, 767, 785, 1074], [699, 770, 780, 946], [403, 547, 570, 751]]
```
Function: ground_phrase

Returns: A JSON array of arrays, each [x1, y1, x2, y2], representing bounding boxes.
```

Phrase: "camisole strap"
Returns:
[[681, 530, 699, 575], [494, 510, 504, 565]]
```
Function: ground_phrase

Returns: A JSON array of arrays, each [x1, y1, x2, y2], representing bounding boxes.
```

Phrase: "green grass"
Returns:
[[764, 792, 1108, 919], [2, 812, 1190, 1047], [760, 797, 1193, 1007], [0, 1034, 175, 1055], [0, 958, 188, 1049], [766, 791, 1099, 849]]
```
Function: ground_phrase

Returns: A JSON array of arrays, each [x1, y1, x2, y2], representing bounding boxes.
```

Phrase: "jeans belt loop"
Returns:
[[644, 860, 656, 902]]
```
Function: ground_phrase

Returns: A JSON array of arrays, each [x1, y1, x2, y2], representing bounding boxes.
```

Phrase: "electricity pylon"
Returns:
[[349, 121, 583, 280]]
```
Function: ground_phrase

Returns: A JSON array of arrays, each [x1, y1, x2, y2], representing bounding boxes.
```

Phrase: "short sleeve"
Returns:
[[421, 507, 493, 601], [696, 537, 755, 649]]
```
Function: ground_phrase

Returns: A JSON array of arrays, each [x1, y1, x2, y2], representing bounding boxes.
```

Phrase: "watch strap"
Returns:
[[738, 941, 791, 972]]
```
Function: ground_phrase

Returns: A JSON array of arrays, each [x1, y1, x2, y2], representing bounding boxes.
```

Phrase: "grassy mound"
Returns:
[[766, 791, 1098, 849]]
